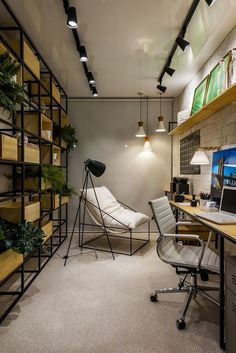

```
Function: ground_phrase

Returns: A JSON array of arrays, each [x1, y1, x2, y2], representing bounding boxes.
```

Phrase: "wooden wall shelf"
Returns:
[[169, 83, 236, 136], [23, 41, 40, 80], [18, 144, 40, 164], [42, 221, 53, 242]]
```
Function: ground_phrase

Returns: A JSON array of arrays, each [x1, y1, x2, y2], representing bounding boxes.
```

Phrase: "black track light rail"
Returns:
[[158, 0, 200, 84], [62, 0, 97, 95]]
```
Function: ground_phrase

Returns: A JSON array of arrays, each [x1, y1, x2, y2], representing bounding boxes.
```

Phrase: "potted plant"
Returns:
[[53, 123, 78, 151], [0, 51, 26, 118]]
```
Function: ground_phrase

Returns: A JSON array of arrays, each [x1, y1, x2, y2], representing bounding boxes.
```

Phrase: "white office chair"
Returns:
[[149, 196, 219, 329]]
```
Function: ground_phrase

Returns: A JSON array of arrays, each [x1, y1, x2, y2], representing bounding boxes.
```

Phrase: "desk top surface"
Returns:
[[170, 201, 236, 243]]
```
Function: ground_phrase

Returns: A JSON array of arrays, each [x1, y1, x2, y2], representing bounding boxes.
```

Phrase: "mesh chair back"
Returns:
[[149, 196, 176, 236]]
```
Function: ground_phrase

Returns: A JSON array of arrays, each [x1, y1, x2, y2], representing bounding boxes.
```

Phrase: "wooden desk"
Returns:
[[170, 201, 236, 350]]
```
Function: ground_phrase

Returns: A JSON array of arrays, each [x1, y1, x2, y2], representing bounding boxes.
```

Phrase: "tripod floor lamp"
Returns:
[[64, 159, 115, 266]]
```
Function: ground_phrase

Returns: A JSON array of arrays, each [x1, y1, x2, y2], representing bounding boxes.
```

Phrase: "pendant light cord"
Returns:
[[147, 96, 149, 137], [140, 93, 141, 122], [160, 93, 162, 116]]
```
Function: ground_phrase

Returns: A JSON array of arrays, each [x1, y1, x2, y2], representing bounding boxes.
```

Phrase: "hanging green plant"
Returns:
[[53, 123, 78, 151], [0, 219, 44, 254], [41, 165, 65, 191], [57, 183, 77, 197], [0, 51, 27, 117]]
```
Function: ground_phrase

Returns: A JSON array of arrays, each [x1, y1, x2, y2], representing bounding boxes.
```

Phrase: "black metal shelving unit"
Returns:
[[0, 0, 69, 324]]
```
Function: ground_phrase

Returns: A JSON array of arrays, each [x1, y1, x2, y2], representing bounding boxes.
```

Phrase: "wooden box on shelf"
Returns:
[[41, 220, 53, 242], [52, 146, 61, 166], [61, 196, 69, 206], [33, 193, 60, 210], [0, 201, 40, 223], [38, 79, 61, 105], [61, 140, 67, 149], [16, 177, 51, 191], [23, 41, 40, 79], [0, 249, 23, 283], [0, 134, 18, 160], [18, 144, 40, 164], [0, 41, 22, 84], [16, 113, 53, 142], [61, 110, 69, 127]]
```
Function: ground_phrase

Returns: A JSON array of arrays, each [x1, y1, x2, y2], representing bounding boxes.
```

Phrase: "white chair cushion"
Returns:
[[83, 186, 150, 230]]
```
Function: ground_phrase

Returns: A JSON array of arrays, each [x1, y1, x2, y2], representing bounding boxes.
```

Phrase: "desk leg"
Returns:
[[219, 234, 225, 350]]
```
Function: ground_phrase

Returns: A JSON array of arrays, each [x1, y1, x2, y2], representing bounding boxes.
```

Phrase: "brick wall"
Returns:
[[173, 26, 236, 195]]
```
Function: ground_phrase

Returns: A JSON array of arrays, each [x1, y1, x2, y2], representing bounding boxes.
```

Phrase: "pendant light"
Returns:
[[143, 96, 152, 152], [135, 92, 146, 137], [155, 93, 166, 132]]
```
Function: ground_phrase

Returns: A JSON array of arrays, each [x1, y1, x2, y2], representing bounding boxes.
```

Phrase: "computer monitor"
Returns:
[[211, 147, 236, 201], [220, 186, 236, 216]]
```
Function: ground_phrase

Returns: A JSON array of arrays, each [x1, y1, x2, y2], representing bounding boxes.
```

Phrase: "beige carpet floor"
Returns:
[[0, 234, 223, 353]]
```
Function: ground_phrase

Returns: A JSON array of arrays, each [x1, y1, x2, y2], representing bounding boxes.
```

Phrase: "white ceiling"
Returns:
[[5, 0, 236, 97]]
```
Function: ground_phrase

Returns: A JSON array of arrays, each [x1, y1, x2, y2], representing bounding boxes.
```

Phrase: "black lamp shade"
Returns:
[[156, 84, 167, 93], [67, 7, 78, 28], [85, 159, 106, 177], [176, 36, 190, 51]]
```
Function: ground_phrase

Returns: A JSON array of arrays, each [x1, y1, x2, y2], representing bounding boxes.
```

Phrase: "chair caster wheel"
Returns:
[[150, 294, 158, 302], [176, 319, 186, 330]]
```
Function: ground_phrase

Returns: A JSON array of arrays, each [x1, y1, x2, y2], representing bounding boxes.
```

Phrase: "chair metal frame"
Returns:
[[149, 197, 219, 329]]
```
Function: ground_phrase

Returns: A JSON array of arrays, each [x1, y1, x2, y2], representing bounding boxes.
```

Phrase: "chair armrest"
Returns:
[[117, 200, 136, 212], [162, 234, 205, 269], [176, 221, 202, 226]]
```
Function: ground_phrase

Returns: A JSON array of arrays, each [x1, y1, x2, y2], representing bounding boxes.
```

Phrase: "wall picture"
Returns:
[[191, 76, 208, 115], [205, 51, 231, 104]]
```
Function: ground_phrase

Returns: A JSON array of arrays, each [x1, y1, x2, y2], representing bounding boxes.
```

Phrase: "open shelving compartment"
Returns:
[[0, 0, 69, 325]]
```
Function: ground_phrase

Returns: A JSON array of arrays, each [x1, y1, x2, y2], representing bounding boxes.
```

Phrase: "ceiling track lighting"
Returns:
[[62, 0, 97, 97], [205, 0, 217, 6], [87, 72, 95, 84], [67, 6, 78, 28], [165, 66, 175, 77], [175, 35, 190, 52], [156, 84, 167, 93], [157, 0, 201, 89], [79, 45, 88, 62]]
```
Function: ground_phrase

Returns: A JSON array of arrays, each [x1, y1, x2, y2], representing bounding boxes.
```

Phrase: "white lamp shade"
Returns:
[[135, 121, 146, 137], [143, 137, 152, 152], [155, 116, 166, 132], [190, 150, 209, 165]]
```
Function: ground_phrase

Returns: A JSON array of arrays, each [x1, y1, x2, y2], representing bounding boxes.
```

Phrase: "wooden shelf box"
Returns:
[[61, 196, 69, 205], [33, 193, 60, 210], [0, 249, 23, 283], [23, 41, 40, 80], [52, 145, 61, 166], [16, 177, 51, 191], [61, 110, 69, 127], [0, 201, 40, 223], [16, 113, 53, 142], [18, 144, 40, 164], [0, 134, 18, 160], [42, 220, 53, 242]]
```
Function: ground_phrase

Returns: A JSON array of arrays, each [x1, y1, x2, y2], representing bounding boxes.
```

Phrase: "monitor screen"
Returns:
[[211, 147, 236, 199], [221, 187, 236, 215]]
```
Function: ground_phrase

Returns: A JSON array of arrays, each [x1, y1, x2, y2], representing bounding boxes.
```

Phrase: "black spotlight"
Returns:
[[79, 45, 88, 62], [176, 36, 190, 52], [205, 0, 217, 6], [165, 66, 175, 77], [157, 84, 167, 93], [87, 72, 95, 84], [92, 87, 98, 97], [85, 159, 106, 177], [67, 7, 78, 29]]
